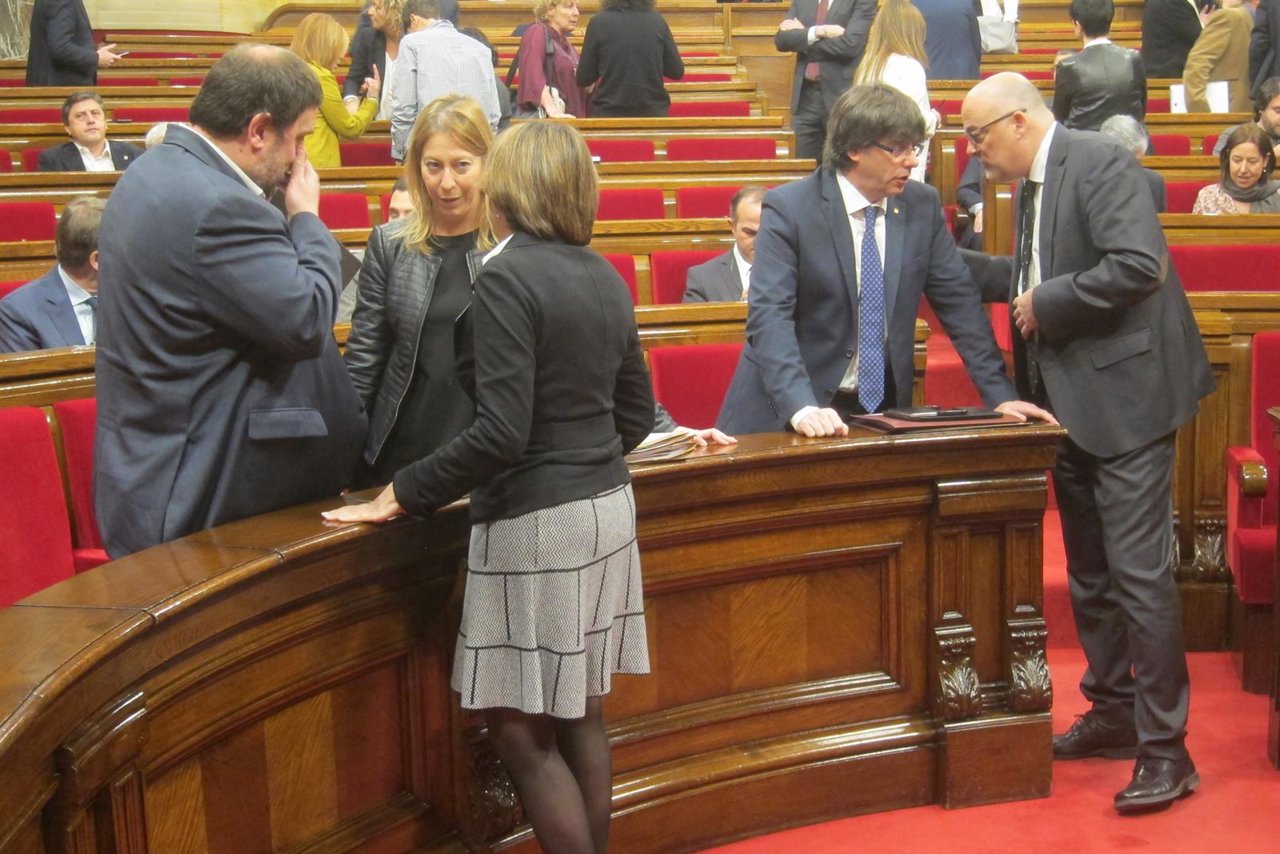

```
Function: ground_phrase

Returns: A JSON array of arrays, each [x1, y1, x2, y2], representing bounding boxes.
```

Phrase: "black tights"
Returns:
[[485, 697, 612, 854]]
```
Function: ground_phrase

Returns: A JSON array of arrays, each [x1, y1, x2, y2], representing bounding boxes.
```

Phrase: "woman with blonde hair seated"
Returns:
[[289, 12, 381, 168], [853, 0, 938, 182], [325, 120, 654, 853], [1192, 123, 1280, 214]]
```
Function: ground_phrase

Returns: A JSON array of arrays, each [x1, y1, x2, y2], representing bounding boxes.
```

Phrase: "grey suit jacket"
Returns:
[[0, 267, 85, 352], [774, 0, 878, 114], [683, 250, 743, 303], [968, 127, 1214, 458], [37, 140, 143, 172], [94, 124, 367, 558], [717, 168, 1016, 434]]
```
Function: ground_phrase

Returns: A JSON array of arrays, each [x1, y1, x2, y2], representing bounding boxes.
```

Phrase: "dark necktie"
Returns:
[[86, 294, 98, 345], [857, 205, 885, 413], [1016, 180, 1042, 395], [804, 0, 830, 82]]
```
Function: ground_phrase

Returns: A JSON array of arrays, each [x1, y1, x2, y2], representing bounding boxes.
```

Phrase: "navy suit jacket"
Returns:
[[1252, 0, 1280, 90], [774, 0, 878, 114], [0, 267, 86, 353], [683, 250, 743, 303], [94, 125, 367, 558], [915, 0, 982, 80], [37, 140, 144, 172], [717, 169, 1016, 434], [25, 0, 98, 86]]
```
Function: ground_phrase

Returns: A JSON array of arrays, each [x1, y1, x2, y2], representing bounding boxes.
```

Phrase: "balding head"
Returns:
[[961, 73, 1055, 183]]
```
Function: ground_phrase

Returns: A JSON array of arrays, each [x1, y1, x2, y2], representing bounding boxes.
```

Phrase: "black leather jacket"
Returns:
[[1053, 42, 1148, 132]]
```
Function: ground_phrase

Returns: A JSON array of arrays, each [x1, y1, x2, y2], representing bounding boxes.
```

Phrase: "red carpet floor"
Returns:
[[705, 511, 1280, 854]]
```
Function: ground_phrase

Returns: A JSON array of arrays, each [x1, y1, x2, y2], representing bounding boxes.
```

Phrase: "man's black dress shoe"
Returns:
[[1052, 714, 1138, 760], [1114, 757, 1199, 813]]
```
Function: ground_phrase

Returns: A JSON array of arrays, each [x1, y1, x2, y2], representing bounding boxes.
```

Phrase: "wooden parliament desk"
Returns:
[[0, 424, 1063, 854]]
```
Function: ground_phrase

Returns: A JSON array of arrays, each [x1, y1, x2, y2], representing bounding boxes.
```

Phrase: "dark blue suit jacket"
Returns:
[[0, 267, 86, 353], [915, 0, 982, 80], [37, 140, 144, 172], [25, 0, 98, 86], [717, 168, 1015, 434], [94, 125, 367, 558]]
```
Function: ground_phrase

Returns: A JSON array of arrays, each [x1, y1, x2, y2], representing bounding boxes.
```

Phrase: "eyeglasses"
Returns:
[[870, 141, 925, 160], [965, 110, 1020, 147]]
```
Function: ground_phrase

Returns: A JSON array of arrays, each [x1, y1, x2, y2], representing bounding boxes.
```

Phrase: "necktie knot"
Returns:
[[86, 295, 98, 312], [864, 205, 878, 227]]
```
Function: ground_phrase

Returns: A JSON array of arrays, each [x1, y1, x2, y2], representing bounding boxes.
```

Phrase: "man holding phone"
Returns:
[[26, 0, 123, 85]]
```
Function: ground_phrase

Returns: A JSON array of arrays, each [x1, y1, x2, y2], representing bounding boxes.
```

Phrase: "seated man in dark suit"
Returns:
[[1053, 0, 1147, 131], [37, 92, 144, 172], [716, 83, 1053, 437], [0, 196, 105, 353], [1099, 114, 1167, 212], [682, 185, 765, 303]]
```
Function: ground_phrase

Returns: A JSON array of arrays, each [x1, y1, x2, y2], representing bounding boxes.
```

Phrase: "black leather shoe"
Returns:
[[1052, 714, 1138, 760], [1114, 757, 1199, 813]]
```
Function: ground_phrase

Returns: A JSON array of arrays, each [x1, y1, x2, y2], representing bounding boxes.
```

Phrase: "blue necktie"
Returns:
[[857, 205, 885, 413], [86, 295, 98, 345]]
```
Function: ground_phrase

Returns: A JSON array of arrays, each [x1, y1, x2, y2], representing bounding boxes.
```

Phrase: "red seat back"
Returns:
[[1202, 135, 1219, 155], [0, 407, 75, 606], [0, 108, 63, 124], [97, 76, 160, 86], [0, 280, 25, 299], [21, 147, 43, 172], [586, 139, 655, 162], [1147, 97, 1170, 113], [113, 106, 189, 123], [597, 188, 665, 220], [0, 202, 57, 241], [1251, 333, 1280, 526], [318, 193, 371, 229], [649, 249, 723, 304], [675, 185, 739, 218], [666, 137, 776, 161], [1164, 181, 1202, 214], [339, 140, 395, 166], [1149, 134, 1191, 156], [51, 398, 102, 551], [1169, 244, 1280, 291], [648, 343, 744, 429], [601, 253, 638, 304], [667, 101, 751, 118]]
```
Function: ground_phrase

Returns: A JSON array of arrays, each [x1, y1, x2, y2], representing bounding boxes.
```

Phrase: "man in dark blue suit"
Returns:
[[37, 92, 144, 173], [25, 0, 121, 86], [94, 45, 366, 558], [717, 83, 1052, 437], [0, 196, 105, 353], [915, 0, 983, 80]]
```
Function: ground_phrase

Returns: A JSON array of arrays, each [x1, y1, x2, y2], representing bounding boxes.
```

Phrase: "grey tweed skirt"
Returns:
[[451, 482, 650, 719]]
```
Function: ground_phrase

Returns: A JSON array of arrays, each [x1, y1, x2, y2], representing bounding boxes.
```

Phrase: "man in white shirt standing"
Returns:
[[390, 0, 500, 162], [37, 92, 144, 172]]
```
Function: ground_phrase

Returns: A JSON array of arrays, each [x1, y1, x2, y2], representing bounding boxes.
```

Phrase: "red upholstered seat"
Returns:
[[675, 185, 739, 218], [1147, 97, 1170, 113], [1149, 134, 1191, 156], [97, 76, 160, 86], [601, 253, 638, 304], [0, 155, 12, 173], [648, 343, 744, 429], [586, 139, 655, 162], [1164, 181, 1202, 213], [1202, 135, 1219, 155], [169, 77, 206, 86], [597, 188, 665, 220], [0, 281, 25, 299], [0, 407, 76, 606], [51, 398, 109, 571], [666, 136, 776, 161], [0, 202, 57, 241], [1022, 70, 1054, 81], [339, 140, 395, 166], [113, 106, 190, 123], [0, 108, 62, 124], [669, 73, 732, 83], [21, 147, 43, 172], [318, 193, 371, 229], [667, 101, 751, 118], [0, 78, 25, 87], [649, 249, 723, 304], [1170, 244, 1280, 291]]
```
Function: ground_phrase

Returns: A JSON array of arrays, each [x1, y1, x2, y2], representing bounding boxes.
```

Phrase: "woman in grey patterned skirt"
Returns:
[[324, 120, 655, 853]]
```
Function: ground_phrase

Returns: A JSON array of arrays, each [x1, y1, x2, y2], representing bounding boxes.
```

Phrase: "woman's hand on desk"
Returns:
[[322, 482, 405, 524], [678, 427, 738, 447]]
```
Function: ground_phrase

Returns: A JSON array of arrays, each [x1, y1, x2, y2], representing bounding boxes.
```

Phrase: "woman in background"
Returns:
[[325, 121, 654, 854], [343, 95, 492, 485], [577, 0, 684, 117], [1192, 123, 1280, 214], [853, 0, 938, 182], [344, 0, 404, 121], [514, 0, 588, 117], [289, 13, 381, 168]]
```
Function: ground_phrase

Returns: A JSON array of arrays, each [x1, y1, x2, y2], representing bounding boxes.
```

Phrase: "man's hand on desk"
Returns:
[[793, 407, 850, 438], [996, 400, 1058, 424]]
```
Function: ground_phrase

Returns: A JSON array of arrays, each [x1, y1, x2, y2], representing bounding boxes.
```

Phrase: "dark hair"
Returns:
[[55, 196, 106, 274], [402, 0, 442, 29], [730, 185, 766, 221], [61, 91, 104, 125], [1219, 123, 1277, 184], [601, 0, 655, 10], [1254, 77, 1280, 118], [189, 44, 321, 138], [458, 26, 498, 66], [1068, 0, 1114, 38], [824, 83, 926, 171], [392, 175, 409, 193]]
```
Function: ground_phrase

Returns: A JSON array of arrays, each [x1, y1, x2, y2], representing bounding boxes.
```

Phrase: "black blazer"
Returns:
[[1252, 0, 1280, 91], [392, 233, 655, 523], [25, 0, 98, 86], [37, 140, 144, 172], [774, 0, 878, 114], [1053, 42, 1147, 131], [344, 27, 387, 100], [1141, 0, 1203, 78]]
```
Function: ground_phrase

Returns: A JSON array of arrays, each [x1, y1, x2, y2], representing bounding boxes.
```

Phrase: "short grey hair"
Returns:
[[1098, 114, 1149, 158]]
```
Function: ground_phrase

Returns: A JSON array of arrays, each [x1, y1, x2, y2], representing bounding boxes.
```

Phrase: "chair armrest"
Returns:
[[1226, 445, 1269, 532]]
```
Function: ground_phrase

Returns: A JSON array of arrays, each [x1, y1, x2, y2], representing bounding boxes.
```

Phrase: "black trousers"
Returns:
[[793, 79, 828, 162]]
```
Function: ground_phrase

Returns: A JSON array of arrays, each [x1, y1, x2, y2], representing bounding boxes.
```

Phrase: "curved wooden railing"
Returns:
[[1, 426, 1063, 853]]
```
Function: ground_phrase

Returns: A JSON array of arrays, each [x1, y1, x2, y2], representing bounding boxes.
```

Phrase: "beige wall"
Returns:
[[82, 0, 292, 34]]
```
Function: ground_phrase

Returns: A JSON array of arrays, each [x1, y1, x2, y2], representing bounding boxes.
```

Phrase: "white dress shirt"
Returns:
[[1022, 122, 1057, 291], [76, 141, 115, 172], [57, 266, 96, 345], [732, 244, 752, 299]]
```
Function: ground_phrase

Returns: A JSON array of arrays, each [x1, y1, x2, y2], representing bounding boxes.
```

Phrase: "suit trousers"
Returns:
[[793, 79, 828, 162], [1053, 430, 1190, 761]]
